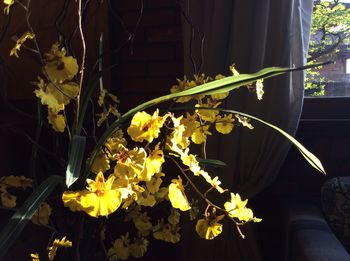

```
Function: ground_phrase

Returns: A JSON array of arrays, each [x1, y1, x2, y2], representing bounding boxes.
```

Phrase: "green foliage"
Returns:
[[306, 0, 350, 96]]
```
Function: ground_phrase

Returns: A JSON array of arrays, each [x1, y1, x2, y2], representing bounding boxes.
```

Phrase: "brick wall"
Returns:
[[109, 0, 183, 111]]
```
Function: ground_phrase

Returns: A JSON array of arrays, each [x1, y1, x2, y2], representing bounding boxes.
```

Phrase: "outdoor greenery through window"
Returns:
[[306, 0, 350, 97]]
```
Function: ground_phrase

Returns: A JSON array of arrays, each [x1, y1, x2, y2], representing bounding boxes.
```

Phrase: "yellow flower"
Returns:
[[62, 172, 122, 217], [97, 105, 120, 127], [31, 202, 52, 226], [1, 192, 16, 208], [0, 175, 32, 189], [195, 102, 220, 122], [224, 193, 257, 222], [30, 253, 40, 261], [108, 233, 130, 261], [9, 31, 35, 57], [199, 171, 225, 193], [130, 237, 149, 258], [140, 143, 164, 181], [168, 176, 191, 211], [44, 43, 79, 83], [256, 79, 264, 100], [90, 149, 110, 174], [229, 64, 240, 76], [136, 189, 156, 207], [114, 145, 146, 179], [153, 220, 180, 243], [195, 214, 225, 240], [34, 78, 79, 114], [127, 109, 167, 143], [34, 78, 63, 113], [133, 212, 152, 235], [168, 208, 180, 226], [47, 110, 66, 133], [104, 129, 127, 157], [146, 172, 164, 194], [236, 115, 254, 129], [47, 236, 72, 261], [180, 112, 197, 137], [167, 115, 189, 151], [215, 114, 235, 134], [98, 88, 119, 107], [170, 76, 195, 103], [191, 122, 211, 144], [180, 151, 201, 176]]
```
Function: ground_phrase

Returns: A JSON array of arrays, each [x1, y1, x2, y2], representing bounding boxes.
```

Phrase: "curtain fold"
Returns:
[[177, 0, 313, 260]]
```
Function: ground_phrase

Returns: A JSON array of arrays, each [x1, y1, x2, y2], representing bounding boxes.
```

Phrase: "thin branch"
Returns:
[[75, 0, 87, 132]]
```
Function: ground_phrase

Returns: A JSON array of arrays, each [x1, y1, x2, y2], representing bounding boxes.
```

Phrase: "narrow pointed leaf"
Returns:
[[0, 175, 64, 259], [196, 158, 227, 168], [219, 108, 326, 174], [66, 135, 86, 187], [81, 63, 330, 183]]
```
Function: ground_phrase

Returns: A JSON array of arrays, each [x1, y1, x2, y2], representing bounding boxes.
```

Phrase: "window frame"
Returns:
[[301, 96, 350, 120]]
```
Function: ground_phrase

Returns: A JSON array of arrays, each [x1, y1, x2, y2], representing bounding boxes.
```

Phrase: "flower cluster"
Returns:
[[1, 2, 326, 261], [34, 43, 79, 132], [57, 68, 262, 258]]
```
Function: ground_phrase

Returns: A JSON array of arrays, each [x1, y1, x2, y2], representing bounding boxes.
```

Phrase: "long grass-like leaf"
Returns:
[[196, 158, 227, 168], [0, 175, 64, 259], [66, 135, 86, 187], [195, 107, 326, 174], [80, 63, 329, 184]]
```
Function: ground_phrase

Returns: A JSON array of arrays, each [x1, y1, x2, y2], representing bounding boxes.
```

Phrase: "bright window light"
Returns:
[[347, 59, 350, 74]]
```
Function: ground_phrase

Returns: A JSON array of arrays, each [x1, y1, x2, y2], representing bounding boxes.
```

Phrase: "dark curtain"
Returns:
[[177, 0, 313, 260]]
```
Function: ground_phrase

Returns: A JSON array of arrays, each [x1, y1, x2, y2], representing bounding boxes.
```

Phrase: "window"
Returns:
[[305, 0, 350, 97]]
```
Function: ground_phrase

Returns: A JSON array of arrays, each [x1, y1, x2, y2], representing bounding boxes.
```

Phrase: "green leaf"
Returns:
[[196, 158, 227, 168], [0, 175, 64, 259], [220, 108, 326, 174], [80, 63, 329, 185], [66, 135, 86, 187]]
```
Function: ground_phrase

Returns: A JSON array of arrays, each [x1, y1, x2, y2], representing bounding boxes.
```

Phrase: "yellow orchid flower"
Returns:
[[44, 43, 79, 83], [195, 102, 221, 122], [215, 114, 235, 134], [47, 236, 72, 261], [191, 122, 211, 144], [195, 214, 225, 240], [146, 172, 164, 194], [113, 145, 146, 179], [30, 253, 40, 261], [47, 110, 66, 133], [140, 143, 165, 181], [168, 176, 191, 211], [130, 237, 149, 258], [108, 233, 130, 261], [9, 31, 35, 57], [90, 149, 110, 174], [153, 220, 180, 243], [224, 193, 261, 222], [132, 212, 152, 236], [62, 172, 122, 217], [256, 79, 264, 100], [31, 202, 52, 226], [127, 109, 167, 143]]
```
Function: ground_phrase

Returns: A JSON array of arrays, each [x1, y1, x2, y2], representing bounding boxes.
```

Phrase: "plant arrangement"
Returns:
[[0, 1, 325, 260]]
